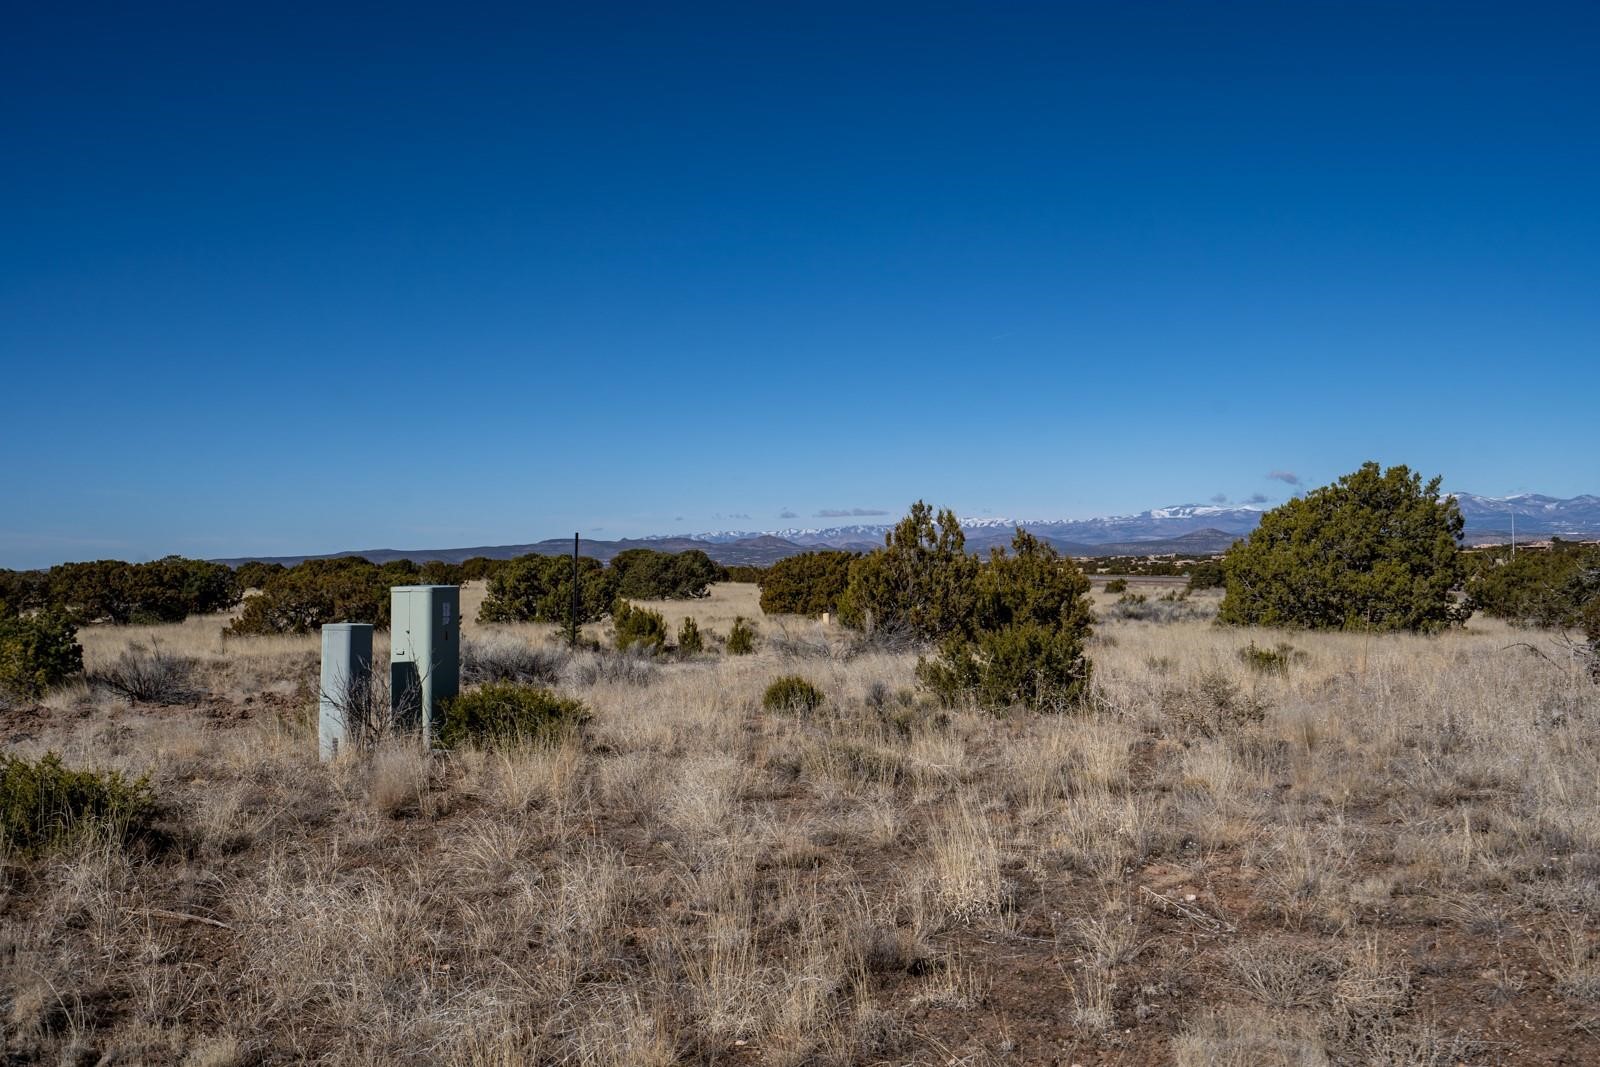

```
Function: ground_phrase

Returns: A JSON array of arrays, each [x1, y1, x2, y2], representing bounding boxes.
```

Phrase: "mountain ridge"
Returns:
[[210, 493, 1600, 569]]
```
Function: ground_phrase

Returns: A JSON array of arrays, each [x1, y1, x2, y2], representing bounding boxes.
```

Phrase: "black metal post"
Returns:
[[570, 532, 579, 649]]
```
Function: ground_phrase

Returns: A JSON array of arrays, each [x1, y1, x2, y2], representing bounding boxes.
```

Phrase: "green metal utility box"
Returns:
[[389, 585, 460, 744]]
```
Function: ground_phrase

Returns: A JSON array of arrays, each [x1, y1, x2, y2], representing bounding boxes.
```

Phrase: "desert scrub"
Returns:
[[762, 675, 825, 715], [461, 635, 566, 686], [677, 616, 705, 654], [612, 599, 668, 654], [726, 615, 757, 655], [0, 752, 156, 855], [440, 683, 590, 749], [90, 642, 200, 703], [1104, 578, 1129, 594], [0, 610, 83, 702], [1237, 641, 1303, 676]]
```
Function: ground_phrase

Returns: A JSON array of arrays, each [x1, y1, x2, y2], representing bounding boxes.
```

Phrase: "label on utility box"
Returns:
[[442, 602, 452, 624]]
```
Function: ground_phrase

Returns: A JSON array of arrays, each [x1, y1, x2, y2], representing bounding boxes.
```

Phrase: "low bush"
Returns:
[[920, 621, 1092, 710], [439, 684, 590, 749], [461, 636, 566, 686], [1174, 671, 1267, 737], [918, 530, 1094, 711], [1237, 641, 1302, 676], [726, 616, 757, 655], [568, 649, 658, 687], [613, 600, 668, 653], [91, 643, 201, 704], [1103, 578, 1129, 594], [0, 752, 157, 855], [0, 611, 83, 702], [677, 616, 704, 655], [762, 675, 825, 715]]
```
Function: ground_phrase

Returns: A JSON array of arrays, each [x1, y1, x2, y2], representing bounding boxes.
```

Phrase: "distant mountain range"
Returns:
[[212, 493, 1600, 569]]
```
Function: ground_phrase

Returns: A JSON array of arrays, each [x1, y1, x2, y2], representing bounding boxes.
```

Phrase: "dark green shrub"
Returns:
[[760, 551, 858, 617], [613, 600, 668, 653], [1220, 463, 1467, 633], [918, 530, 1094, 710], [0, 611, 83, 701], [723, 565, 768, 584], [677, 616, 704, 654], [439, 684, 589, 749], [1186, 559, 1225, 591], [611, 549, 724, 600], [1466, 541, 1600, 629], [44, 556, 239, 625], [726, 616, 757, 655], [762, 675, 825, 715], [0, 570, 45, 615], [842, 502, 977, 641], [0, 752, 156, 855], [226, 557, 389, 636], [1103, 578, 1129, 594], [1583, 598, 1600, 683], [234, 560, 286, 591], [1237, 641, 1300, 675], [478, 554, 616, 627]]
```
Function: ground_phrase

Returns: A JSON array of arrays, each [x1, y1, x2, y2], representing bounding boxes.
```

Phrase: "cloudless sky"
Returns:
[[3, 2, 1597, 567]]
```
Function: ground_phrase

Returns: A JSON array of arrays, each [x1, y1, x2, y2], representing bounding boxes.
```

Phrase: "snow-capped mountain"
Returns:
[[676, 503, 1272, 550], [1451, 493, 1600, 540], [672, 494, 1599, 551]]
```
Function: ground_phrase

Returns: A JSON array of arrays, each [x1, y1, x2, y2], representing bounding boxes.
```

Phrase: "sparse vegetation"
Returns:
[[1104, 577, 1129, 593], [3, 578, 1599, 1063], [90, 642, 201, 703]]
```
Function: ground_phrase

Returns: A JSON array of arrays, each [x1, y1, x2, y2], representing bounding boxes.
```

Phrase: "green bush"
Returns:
[[45, 557, 240, 625], [723, 565, 768, 584], [760, 551, 857, 617], [611, 549, 724, 600], [917, 530, 1095, 710], [613, 600, 668, 653], [234, 560, 286, 591], [842, 502, 977, 641], [1103, 578, 1129, 594], [762, 675, 825, 715], [677, 616, 704, 654], [1466, 541, 1600, 629], [0, 611, 84, 701], [478, 554, 616, 627], [726, 616, 757, 655], [1219, 462, 1467, 633], [439, 684, 589, 749], [0, 752, 156, 855], [1186, 559, 1225, 591], [226, 557, 390, 636]]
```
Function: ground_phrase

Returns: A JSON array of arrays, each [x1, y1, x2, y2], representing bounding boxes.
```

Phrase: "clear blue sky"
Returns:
[[3, 2, 1597, 568]]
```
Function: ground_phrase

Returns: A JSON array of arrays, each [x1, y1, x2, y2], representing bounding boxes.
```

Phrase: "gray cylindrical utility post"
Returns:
[[319, 623, 373, 760]]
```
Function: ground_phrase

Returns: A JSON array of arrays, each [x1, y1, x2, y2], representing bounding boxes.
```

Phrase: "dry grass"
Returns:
[[3, 582, 1599, 1063]]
